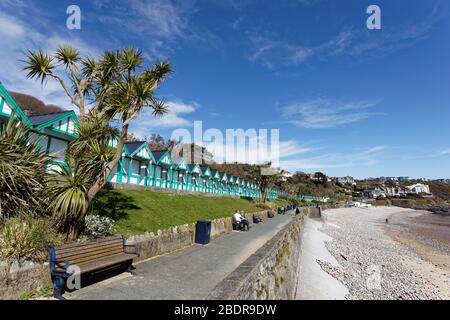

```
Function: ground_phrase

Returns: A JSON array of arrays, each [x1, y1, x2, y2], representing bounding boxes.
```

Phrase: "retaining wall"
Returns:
[[0, 261, 51, 300]]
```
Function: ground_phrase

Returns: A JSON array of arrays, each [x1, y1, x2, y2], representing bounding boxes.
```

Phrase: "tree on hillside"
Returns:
[[313, 172, 328, 186], [24, 45, 172, 238], [172, 143, 214, 164], [125, 132, 141, 142], [248, 162, 280, 203], [146, 133, 175, 150]]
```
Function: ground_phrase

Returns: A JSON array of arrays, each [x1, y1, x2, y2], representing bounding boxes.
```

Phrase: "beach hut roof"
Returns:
[[124, 141, 155, 161], [124, 141, 145, 154], [188, 163, 202, 175], [152, 149, 173, 166], [200, 165, 211, 176], [28, 111, 72, 126], [175, 158, 189, 171], [0, 83, 33, 127]]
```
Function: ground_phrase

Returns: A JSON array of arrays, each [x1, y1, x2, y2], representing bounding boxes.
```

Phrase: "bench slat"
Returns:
[[55, 243, 124, 260], [56, 236, 119, 250], [54, 253, 137, 273], [56, 238, 123, 255], [58, 248, 125, 266]]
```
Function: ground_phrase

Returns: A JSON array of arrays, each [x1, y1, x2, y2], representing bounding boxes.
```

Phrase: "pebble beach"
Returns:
[[317, 206, 449, 300]]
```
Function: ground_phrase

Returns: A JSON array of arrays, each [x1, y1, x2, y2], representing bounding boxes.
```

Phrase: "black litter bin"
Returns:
[[195, 220, 211, 245]]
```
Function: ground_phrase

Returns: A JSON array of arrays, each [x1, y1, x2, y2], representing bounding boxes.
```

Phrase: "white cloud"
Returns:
[[281, 98, 381, 129], [279, 145, 389, 172], [246, 5, 439, 71], [439, 149, 450, 156], [127, 0, 189, 39], [130, 100, 198, 138], [0, 11, 100, 111], [0, 14, 26, 38], [90, 0, 221, 57], [278, 140, 317, 159]]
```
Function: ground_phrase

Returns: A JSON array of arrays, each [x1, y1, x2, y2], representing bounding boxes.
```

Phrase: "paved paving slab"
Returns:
[[67, 213, 294, 300]]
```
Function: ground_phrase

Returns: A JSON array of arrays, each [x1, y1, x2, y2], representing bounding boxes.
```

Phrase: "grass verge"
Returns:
[[92, 189, 283, 236]]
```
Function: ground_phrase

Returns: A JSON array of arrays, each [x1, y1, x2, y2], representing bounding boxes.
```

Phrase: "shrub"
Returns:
[[0, 118, 51, 218], [255, 202, 273, 210], [82, 215, 115, 240], [0, 215, 56, 263]]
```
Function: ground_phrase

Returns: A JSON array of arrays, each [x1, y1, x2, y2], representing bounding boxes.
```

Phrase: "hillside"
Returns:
[[9, 91, 64, 116], [428, 181, 450, 201]]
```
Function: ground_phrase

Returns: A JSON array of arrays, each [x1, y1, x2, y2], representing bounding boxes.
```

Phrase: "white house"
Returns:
[[384, 187, 407, 197], [406, 183, 431, 194], [363, 187, 386, 199], [334, 176, 355, 184], [279, 170, 293, 181]]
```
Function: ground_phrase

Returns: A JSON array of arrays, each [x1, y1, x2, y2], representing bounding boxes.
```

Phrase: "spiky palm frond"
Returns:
[[0, 118, 51, 218], [120, 47, 144, 72], [148, 96, 168, 117], [55, 45, 80, 70], [67, 116, 117, 168], [80, 56, 99, 79], [100, 50, 120, 76], [22, 50, 56, 85], [47, 164, 91, 235], [142, 61, 172, 85]]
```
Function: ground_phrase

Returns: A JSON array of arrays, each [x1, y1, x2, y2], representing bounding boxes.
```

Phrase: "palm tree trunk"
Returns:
[[86, 124, 129, 208]]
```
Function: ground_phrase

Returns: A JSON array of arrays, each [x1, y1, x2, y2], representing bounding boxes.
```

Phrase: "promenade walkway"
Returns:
[[67, 212, 294, 300]]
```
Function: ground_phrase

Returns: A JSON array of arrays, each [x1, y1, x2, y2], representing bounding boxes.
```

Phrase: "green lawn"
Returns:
[[92, 189, 285, 236]]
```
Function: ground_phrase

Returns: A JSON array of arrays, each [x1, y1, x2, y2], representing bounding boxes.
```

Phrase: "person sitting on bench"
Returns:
[[233, 210, 249, 231], [253, 213, 263, 224]]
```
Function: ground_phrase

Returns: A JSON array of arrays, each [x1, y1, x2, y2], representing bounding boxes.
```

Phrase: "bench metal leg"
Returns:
[[52, 276, 66, 300], [126, 260, 136, 275]]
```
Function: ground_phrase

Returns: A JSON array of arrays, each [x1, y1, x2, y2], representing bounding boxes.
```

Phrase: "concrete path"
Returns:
[[67, 213, 294, 300], [295, 216, 348, 300]]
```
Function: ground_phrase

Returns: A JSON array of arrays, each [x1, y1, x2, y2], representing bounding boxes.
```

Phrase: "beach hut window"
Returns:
[[132, 161, 139, 175], [48, 138, 68, 162]]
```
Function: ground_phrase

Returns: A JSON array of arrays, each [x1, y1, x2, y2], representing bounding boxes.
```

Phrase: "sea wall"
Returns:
[[207, 207, 318, 300]]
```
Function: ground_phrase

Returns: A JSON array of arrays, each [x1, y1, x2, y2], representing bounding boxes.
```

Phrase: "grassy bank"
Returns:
[[92, 190, 288, 236]]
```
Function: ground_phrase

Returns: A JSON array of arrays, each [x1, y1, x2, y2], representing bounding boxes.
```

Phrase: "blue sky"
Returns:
[[1, 0, 449, 179]]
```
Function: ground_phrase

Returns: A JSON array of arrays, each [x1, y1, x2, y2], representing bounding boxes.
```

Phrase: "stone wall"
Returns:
[[207, 207, 318, 300], [0, 262, 51, 300]]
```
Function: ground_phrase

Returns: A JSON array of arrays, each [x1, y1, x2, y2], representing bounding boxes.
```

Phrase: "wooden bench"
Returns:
[[49, 236, 139, 299]]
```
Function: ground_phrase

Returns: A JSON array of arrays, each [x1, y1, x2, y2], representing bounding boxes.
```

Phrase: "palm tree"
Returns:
[[23, 45, 172, 236], [0, 118, 51, 219], [47, 163, 92, 240]]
